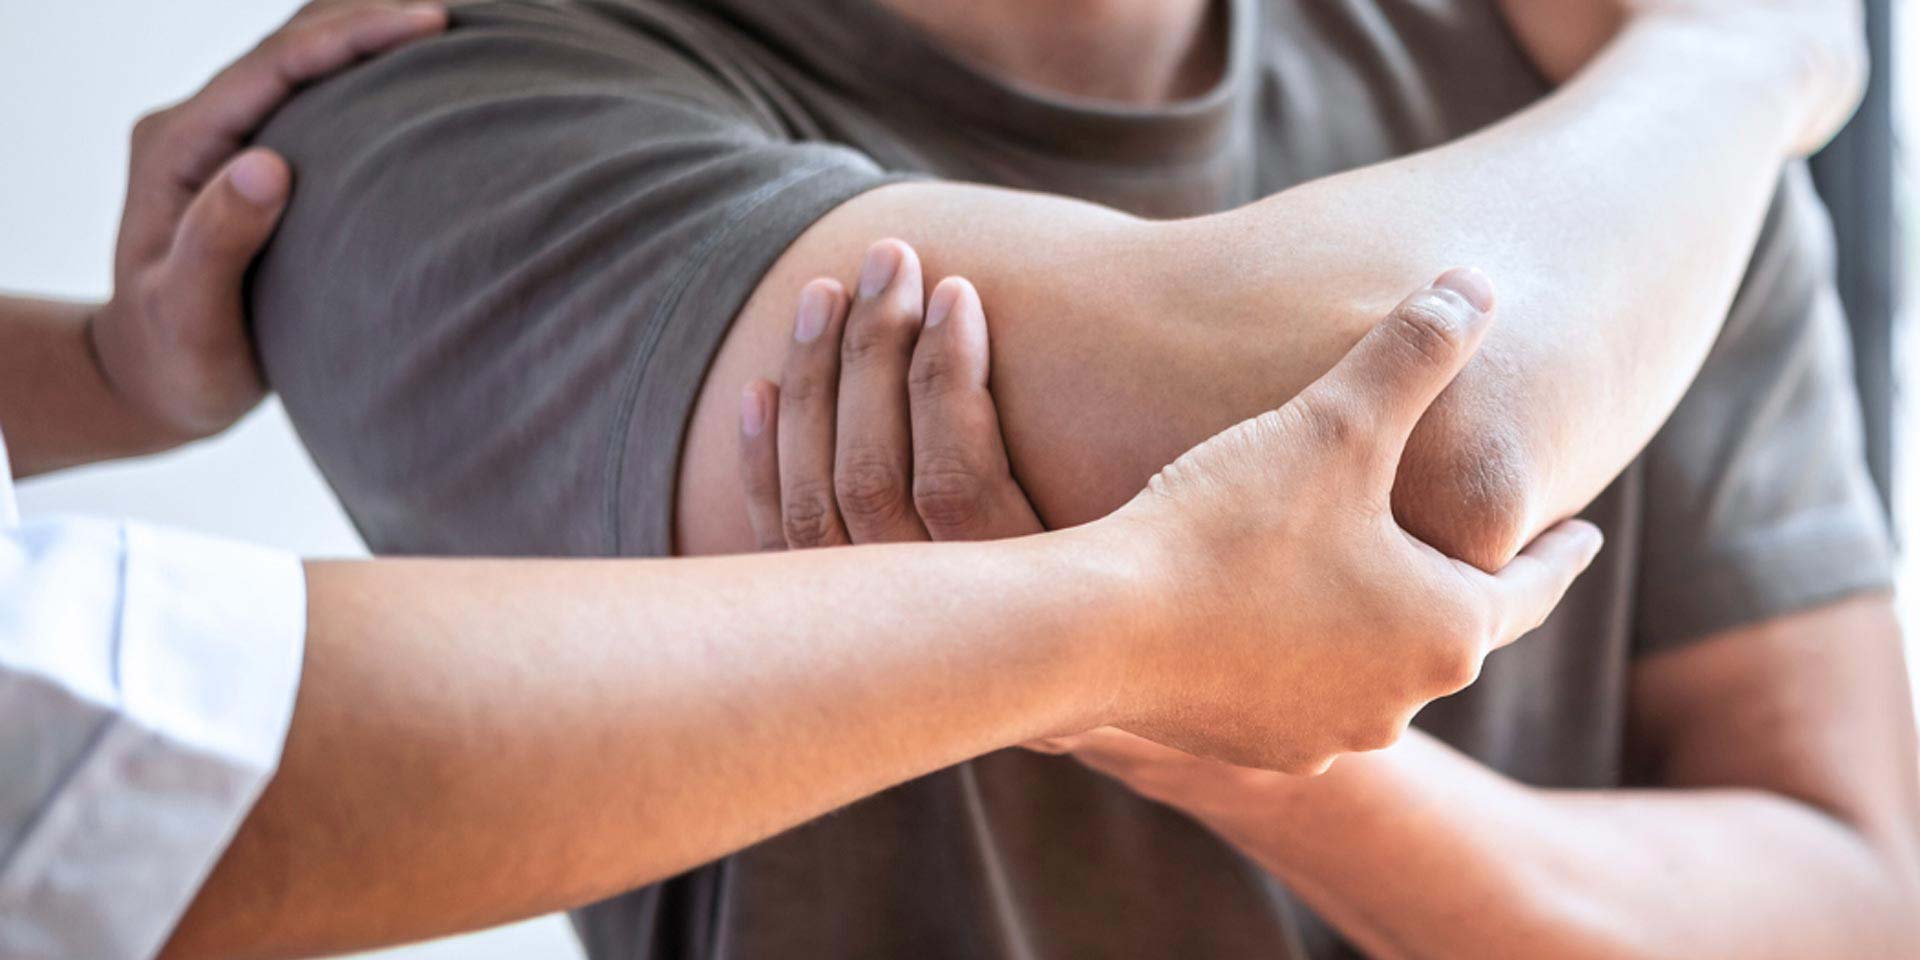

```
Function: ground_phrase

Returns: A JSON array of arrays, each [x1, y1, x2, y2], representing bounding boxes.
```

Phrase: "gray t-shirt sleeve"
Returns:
[[249, 0, 902, 558], [1633, 164, 1894, 652]]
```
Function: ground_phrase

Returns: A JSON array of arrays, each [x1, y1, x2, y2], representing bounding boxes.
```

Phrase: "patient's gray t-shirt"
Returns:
[[250, 0, 1895, 956]]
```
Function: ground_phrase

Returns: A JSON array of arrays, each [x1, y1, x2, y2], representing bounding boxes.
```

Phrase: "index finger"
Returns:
[[160, 3, 448, 184]]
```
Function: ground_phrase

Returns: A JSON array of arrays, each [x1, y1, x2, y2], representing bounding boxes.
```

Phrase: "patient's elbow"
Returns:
[[1391, 420, 1539, 574]]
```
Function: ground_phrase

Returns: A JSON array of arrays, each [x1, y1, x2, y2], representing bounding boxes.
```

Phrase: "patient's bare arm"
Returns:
[[677, 10, 1859, 569]]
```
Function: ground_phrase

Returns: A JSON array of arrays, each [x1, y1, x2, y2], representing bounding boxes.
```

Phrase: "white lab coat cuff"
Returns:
[[0, 521, 305, 960]]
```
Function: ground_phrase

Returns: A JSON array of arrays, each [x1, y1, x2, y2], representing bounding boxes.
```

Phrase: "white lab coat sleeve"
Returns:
[[0, 516, 307, 960]]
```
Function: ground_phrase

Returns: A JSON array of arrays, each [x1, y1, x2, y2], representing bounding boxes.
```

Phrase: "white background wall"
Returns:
[[0, 1, 583, 956]]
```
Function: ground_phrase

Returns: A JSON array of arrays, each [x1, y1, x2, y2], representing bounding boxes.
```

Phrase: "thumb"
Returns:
[[1292, 269, 1495, 475], [167, 148, 291, 299], [1482, 519, 1605, 649]]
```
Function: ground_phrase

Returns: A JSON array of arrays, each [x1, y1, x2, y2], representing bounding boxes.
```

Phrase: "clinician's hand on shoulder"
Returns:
[[740, 239, 1605, 775], [0, 1, 445, 476]]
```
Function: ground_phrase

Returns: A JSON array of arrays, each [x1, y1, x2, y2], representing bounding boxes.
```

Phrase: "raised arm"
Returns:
[[165, 280, 1599, 959], [746, 242, 1918, 960], [676, 7, 1860, 569]]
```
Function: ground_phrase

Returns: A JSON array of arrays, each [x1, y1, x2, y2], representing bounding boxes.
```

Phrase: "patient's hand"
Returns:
[[739, 241, 1602, 775], [89, 1, 446, 446], [1499, 0, 1864, 154]]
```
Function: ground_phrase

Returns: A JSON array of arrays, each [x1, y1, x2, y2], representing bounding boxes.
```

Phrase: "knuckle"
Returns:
[[268, 18, 346, 76], [740, 460, 782, 504], [913, 450, 992, 534], [1296, 391, 1365, 452], [1353, 717, 1407, 753], [1426, 638, 1484, 694], [841, 306, 917, 367], [781, 483, 840, 547], [834, 452, 911, 525], [133, 274, 175, 332], [130, 109, 167, 146], [255, 29, 298, 64], [279, 30, 337, 77], [908, 346, 964, 399], [777, 368, 832, 410], [1386, 295, 1470, 366]]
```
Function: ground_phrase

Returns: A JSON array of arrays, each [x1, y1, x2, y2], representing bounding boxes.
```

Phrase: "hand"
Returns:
[[1501, 0, 1864, 154], [739, 243, 1602, 777], [1029, 726, 1266, 814], [1095, 268, 1603, 774], [738, 238, 1044, 550], [88, 1, 447, 445]]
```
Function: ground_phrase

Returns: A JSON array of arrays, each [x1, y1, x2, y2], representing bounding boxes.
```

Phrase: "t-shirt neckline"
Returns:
[[710, 0, 1259, 167]]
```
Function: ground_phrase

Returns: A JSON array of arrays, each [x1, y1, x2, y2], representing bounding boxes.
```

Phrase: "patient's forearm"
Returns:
[[679, 17, 1809, 567], [1198, 733, 1918, 960], [1197, 17, 1802, 561], [164, 537, 1133, 959], [1106, 599, 1920, 959]]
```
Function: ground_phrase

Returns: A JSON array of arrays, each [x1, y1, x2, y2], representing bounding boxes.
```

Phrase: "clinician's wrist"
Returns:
[[84, 300, 207, 455], [1038, 511, 1190, 735], [0, 296, 174, 476]]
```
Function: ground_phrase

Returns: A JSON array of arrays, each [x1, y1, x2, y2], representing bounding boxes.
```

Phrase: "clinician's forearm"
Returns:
[[678, 17, 1810, 569], [164, 533, 1137, 960], [0, 296, 176, 475], [1193, 734, 1920, 960]]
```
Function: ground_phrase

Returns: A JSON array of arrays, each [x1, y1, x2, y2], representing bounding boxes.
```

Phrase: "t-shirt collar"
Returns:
[[712, 0, 1259, 167]]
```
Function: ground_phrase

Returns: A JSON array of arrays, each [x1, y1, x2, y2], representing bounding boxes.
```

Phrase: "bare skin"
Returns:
[[745, 241, 1920, 958], [0, 2, 450, 477], [8, 1, 1887, 956], [5, 7, 1602, 958], [1041, 599, 1920, 960], [676, 2, 1867, 573], [164, 284, 1597, 959]]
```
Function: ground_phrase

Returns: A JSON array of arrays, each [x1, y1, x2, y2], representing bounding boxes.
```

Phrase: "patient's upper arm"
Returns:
[[246, 0, 1322, 562], [250, 1, 902, 559], [249, 0, 1537, 566]]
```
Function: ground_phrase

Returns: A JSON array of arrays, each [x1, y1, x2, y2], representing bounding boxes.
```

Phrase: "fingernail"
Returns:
[[1432, 267, 1494, 313], [1579, 524, 1605, 560], [228, 151, 285, 207], [858, 242, 902, 300], [795, 283, 832, 343], [740, 385, 766, 437], [402, 1, 447, 25], [926, 280, 962, 328]]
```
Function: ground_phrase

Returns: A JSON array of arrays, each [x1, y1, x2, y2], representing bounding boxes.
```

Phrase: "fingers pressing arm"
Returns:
[[1109, 269, 1602, 772], [740, 250, 1601, 775], [739, 240, 1044, 552]]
